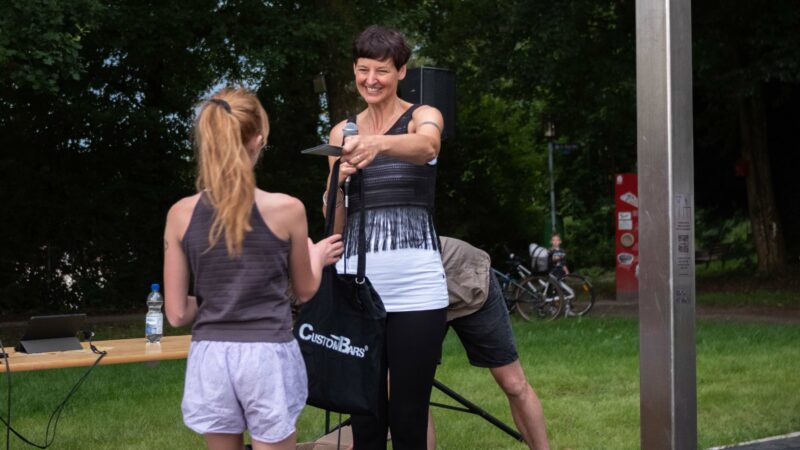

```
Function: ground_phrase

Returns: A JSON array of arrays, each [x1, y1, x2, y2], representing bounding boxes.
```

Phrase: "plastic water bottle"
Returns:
[[145, 283, 163, 343]]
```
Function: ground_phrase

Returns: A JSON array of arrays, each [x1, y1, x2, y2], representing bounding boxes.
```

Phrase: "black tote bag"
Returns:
[[294, 160, 387, 416]]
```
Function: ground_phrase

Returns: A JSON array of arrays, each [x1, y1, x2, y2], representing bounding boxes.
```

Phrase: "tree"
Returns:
[[693, 0, 800, 273], [0, 0, 299, 314], [419, 0, 637, 265], [0, 0, 428, 314]]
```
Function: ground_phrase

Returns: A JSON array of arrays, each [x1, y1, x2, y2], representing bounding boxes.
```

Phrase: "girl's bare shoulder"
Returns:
[[167, 193, 202, 223], [254, 190, 306, 239], [255, 190, 303, 212]]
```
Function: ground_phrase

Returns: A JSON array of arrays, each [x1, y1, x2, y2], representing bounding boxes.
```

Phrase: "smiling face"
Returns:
[[354, 58, 406, 104]]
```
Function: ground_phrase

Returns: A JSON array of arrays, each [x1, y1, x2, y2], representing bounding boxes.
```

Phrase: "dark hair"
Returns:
[[352, 25, 411, 70]]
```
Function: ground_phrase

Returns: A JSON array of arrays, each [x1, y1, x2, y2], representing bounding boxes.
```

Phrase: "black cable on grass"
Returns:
[[2, 340, 10, 450], [0, 335, 106, 448]]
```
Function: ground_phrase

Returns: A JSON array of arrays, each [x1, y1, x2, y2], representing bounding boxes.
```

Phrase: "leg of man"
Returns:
[[490, 361, 549, 450], [425, 364, 549, 450], [446, 272, 549, 450]]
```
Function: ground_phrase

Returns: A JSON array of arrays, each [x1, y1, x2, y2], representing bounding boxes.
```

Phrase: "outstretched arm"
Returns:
[[340, 105, 444, 168]]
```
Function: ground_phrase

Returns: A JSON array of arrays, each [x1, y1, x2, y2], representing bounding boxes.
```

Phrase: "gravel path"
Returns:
[[590, 300, 800, 324]]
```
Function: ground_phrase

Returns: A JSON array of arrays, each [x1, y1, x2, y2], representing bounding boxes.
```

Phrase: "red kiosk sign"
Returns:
[[615, 173, 639, 300]]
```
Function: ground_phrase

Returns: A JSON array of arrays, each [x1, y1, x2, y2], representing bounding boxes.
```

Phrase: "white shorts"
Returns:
[[181, 339, 308, 443]]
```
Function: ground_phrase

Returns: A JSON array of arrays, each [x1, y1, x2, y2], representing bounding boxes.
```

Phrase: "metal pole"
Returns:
[[636, 0, 697, 448], [548, 140, 556, 233]]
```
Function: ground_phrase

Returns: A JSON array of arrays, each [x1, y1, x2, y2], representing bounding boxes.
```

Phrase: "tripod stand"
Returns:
[[323, 379, 523, 443], [430, 379, 523, 441]]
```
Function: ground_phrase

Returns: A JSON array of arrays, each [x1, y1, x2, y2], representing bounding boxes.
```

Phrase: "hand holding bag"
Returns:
[[294, 159, 387, 416]]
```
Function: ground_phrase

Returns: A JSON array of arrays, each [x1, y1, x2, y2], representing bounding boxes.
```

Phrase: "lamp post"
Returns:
[[545, 122, 557, 234]]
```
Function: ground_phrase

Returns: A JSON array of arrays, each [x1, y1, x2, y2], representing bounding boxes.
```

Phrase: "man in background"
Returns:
[[428, 236, 550, 450]]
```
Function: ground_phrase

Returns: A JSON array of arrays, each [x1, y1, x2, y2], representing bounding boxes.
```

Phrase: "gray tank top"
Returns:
[[182, 193, 292, 343]]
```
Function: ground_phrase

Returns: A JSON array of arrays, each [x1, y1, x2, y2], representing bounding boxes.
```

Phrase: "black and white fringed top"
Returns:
[[335, 104, 449, 313]]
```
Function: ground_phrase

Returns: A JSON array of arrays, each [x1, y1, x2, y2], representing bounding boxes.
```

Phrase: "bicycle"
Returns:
[[555, 273, 596, 317], [492, 253, 564, 321]]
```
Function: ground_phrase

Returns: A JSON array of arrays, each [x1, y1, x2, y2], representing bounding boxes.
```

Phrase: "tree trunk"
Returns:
[[739, 87, 786, 273]]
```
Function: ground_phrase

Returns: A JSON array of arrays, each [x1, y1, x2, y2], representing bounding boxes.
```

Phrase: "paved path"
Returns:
[[593, 300, 800, 324], [710, 432, 800, 449]]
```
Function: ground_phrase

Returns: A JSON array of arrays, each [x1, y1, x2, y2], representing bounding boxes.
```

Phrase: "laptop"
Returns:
[[15, 314, 86, 354]]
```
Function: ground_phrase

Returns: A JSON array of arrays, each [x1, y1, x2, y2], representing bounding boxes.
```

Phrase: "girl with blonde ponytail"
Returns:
[[163, 87, 343, 450]]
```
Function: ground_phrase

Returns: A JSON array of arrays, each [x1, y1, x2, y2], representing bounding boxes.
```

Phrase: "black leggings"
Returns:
[[351, 308, 447, 450]]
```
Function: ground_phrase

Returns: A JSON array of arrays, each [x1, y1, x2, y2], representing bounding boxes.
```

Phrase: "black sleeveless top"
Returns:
[[343, 104, 439, 257], [182, 193, 293, 343]]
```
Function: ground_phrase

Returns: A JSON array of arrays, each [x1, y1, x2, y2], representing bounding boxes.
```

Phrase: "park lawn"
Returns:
[[1, 317, 798, 449]]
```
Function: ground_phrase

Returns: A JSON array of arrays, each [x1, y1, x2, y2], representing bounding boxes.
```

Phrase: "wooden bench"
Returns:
[[695, 242, 736, 268]]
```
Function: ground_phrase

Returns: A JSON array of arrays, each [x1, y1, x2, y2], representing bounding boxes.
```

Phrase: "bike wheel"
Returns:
[[509, 282, 536, 322], [518, 275, 564, 321], [562, 274, 596, 317]]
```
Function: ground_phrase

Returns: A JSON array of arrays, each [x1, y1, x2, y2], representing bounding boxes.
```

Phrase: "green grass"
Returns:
[[1, 317, 798, 449]]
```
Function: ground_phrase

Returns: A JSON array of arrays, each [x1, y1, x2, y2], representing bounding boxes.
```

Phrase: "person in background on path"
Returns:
[[163, 87, 343, 450], [427, 236, 550, 450], [549, 233, 569, 279]]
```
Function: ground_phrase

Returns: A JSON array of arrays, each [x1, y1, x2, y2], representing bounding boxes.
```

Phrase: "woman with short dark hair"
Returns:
[[323, 25, 448, 450]]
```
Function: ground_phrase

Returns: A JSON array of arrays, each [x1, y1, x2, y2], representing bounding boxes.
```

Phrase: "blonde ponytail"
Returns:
[[193, 88, 269, 257]]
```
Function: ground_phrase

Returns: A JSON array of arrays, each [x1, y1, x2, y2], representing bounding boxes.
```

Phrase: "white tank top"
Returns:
[[336, 247, 449, 313]]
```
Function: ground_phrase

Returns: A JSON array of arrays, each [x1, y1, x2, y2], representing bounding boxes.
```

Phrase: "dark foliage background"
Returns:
[[1, 0, 798, 315]]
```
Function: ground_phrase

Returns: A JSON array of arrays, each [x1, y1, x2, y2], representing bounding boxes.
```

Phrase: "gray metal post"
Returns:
[[548, 140, 556, 233], [636, 0, 697, 448]]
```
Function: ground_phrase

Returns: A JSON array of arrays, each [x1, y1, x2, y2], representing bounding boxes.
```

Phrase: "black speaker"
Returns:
[[400, 67, 456, 139]]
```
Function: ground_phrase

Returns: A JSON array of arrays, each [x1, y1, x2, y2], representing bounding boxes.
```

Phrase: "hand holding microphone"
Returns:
[[341, 121, 359, 182], [341, 122, 358, 208], [342, 121, 380, 170]]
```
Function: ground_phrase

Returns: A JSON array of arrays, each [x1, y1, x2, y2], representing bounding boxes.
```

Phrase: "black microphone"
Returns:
[[342, 122, 358, 208]]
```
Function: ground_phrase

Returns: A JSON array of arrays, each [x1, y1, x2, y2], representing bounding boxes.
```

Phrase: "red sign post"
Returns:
[[615, 173, 639, 301]]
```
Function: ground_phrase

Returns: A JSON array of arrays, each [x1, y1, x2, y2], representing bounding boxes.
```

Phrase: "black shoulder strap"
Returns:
[[390, 104, 423, 135], [323, 160, 340, 237], [407, 103, 423, 115], [355, 168, 367, 282]]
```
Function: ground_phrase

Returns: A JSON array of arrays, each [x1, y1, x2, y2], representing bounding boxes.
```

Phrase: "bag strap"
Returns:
[[339, 115, 367, 282], [323, 160, 340, 237], [355, 168, 367, 283]]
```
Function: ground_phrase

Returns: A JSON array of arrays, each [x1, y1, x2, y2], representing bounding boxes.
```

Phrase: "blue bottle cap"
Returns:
[[151, 283, 160, 292]]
